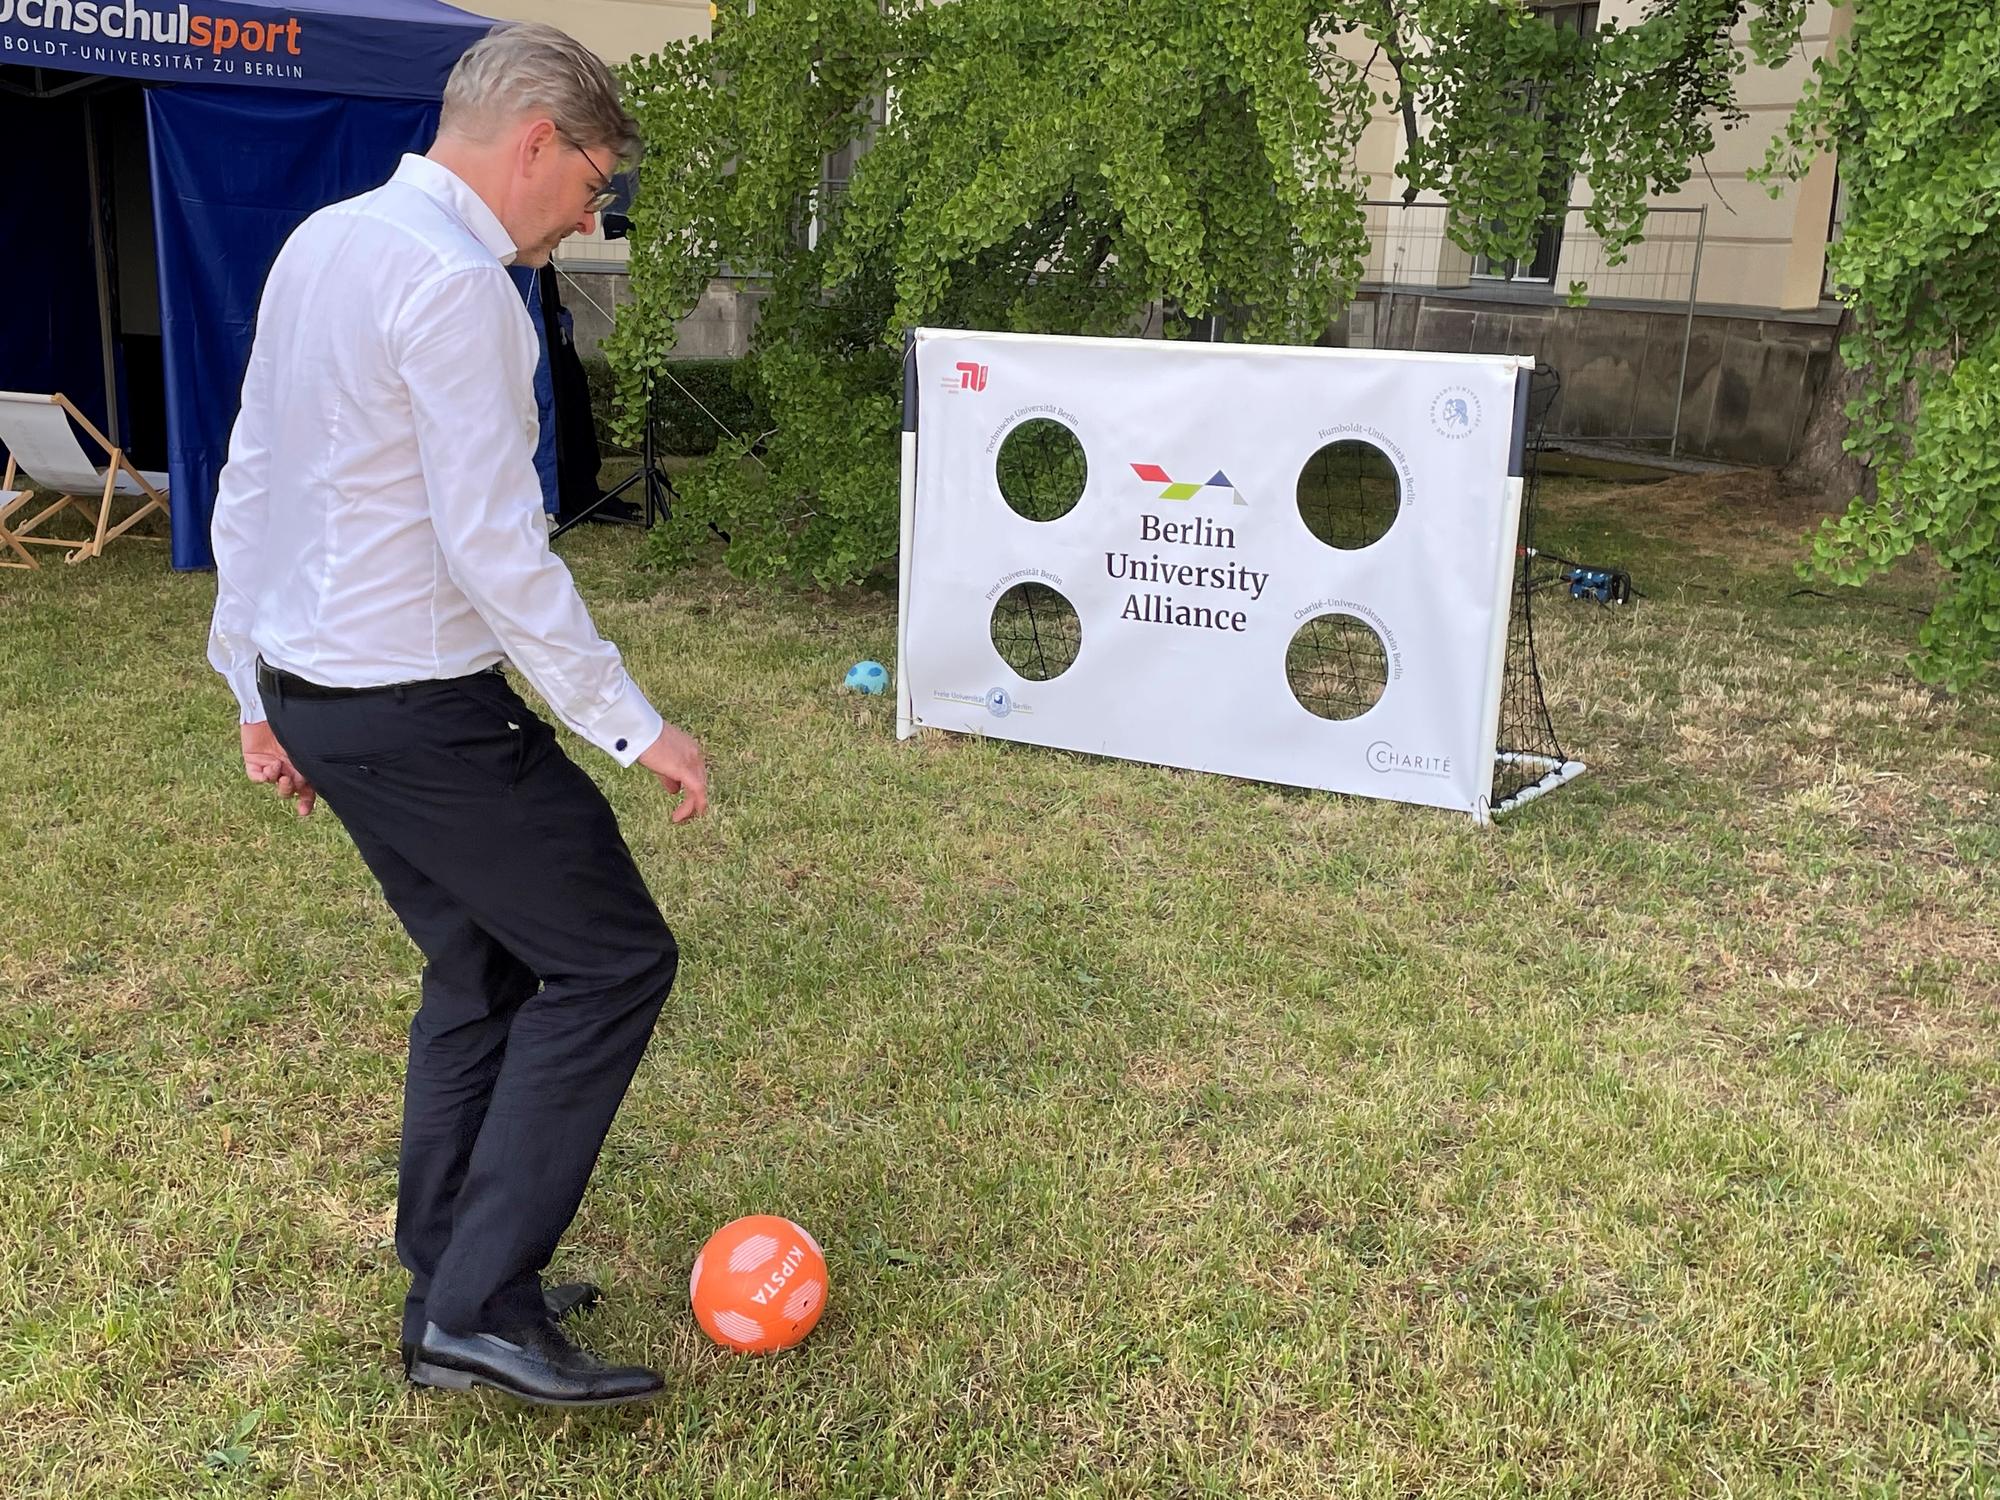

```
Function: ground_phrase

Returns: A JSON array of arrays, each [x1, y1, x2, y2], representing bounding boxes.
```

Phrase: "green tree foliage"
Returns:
[[614, 0, 1810, 589], [1766, 0, 2000, 691]]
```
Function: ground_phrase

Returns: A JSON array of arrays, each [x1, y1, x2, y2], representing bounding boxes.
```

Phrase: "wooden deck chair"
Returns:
[[0, 391, 170, 567], [0, 483, 35, 569]]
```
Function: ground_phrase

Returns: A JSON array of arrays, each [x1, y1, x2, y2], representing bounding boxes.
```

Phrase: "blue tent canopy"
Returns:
[[0, 0, 491, 101], [0, 0, 572, 569]]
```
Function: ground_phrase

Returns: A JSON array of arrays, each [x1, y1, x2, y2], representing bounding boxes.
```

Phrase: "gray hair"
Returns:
[[441, 22, 641, 168]]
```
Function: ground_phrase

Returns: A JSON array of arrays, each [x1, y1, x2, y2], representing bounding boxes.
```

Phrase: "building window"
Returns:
[[1471, 2, 1598, 284]]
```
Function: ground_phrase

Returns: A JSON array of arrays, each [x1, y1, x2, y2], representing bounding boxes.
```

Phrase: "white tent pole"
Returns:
[[82, 94, 121, 450]]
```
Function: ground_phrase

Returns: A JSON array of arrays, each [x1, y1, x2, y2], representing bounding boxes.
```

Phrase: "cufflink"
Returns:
[[616, 738, 628, 752]]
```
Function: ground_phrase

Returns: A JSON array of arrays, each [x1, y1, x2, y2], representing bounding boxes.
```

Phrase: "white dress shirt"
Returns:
[[207, 154, 663, 768]]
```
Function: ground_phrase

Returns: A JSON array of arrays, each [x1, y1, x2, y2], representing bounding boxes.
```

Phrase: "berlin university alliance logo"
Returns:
[[1429, 385, 1481, 440], [1128, 464, 1249, 507]]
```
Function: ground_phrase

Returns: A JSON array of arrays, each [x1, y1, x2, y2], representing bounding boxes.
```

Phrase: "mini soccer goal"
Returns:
[[895, 328, 1583, 822]]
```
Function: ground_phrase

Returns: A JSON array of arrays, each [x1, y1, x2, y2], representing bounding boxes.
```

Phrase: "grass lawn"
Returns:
[[1, 474, 1996, 1497]]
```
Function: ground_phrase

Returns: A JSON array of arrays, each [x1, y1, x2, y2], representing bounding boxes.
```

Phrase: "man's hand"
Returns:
[[637, 722, 708, 823], [241, 720, 316, 818]]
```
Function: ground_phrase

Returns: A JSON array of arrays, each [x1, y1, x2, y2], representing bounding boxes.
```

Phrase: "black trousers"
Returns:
[[261, 663, 677, 1341]]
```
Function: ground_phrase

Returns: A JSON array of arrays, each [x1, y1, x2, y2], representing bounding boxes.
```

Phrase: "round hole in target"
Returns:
[[1296, 440, 1401, 550], [1286, 613, 1389, 720], [990, 582, 1082, 681], [996, 419, 1088, 523]]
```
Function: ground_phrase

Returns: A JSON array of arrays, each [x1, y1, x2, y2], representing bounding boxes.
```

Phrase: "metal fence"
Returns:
[[1348, 201, 1708, 455]]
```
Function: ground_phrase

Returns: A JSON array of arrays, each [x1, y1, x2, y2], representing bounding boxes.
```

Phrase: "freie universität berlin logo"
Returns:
[[1130, 464, 1249, 507]]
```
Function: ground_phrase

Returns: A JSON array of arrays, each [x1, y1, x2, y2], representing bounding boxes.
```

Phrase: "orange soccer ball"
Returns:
[[689, 1215, 829, 1354]]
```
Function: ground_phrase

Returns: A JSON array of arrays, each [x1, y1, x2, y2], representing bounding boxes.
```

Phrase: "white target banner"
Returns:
[[895, 329, 1533, 819]]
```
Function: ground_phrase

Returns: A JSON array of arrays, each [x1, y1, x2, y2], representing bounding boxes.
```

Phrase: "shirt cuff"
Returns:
[[226, 662, 266, 724], [581, 675, 665, 769]]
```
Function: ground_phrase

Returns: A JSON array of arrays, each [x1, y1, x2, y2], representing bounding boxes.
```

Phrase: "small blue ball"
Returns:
[[844, 660, 889, 695]]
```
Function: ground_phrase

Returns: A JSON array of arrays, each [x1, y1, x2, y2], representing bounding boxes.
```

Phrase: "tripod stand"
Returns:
[[551, 377, 677, 540]]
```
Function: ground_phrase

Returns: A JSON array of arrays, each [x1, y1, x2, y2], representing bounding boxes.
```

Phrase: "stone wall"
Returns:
[[558, 268, 762, 363], [559, 268, 1841, 468], [1326, 290, 1841, 467]]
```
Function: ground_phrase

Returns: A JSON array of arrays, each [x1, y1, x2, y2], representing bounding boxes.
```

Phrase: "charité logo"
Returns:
[[1368, 741, 1452, 778], [0, 1, 306, 63]]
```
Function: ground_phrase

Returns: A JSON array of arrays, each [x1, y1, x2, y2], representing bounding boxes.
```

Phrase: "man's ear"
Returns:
[[518, 117, 561, 170]]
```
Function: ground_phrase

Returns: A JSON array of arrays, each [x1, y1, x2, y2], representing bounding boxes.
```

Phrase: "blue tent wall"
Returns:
[[0, 88, 124, 461], [509, 264, 561, 516], [147, 86, 440, 568], [1, 0, 495, 568]]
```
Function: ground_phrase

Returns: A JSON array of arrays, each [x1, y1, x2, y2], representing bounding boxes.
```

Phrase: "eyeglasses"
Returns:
[[563, 134, 620, 214]]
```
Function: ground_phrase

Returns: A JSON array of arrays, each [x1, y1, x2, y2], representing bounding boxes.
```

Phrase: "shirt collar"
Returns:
[[393, 154, 518, 266]]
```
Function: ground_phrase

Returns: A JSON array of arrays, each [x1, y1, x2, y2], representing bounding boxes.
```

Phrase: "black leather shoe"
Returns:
[[407, 1319, 663, 1407], [544, 1281, 602, 1323], [399, 1283, 600, 1364]]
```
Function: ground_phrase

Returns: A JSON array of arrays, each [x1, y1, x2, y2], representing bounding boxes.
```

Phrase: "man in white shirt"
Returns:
[[207, 22, 705, 1408]]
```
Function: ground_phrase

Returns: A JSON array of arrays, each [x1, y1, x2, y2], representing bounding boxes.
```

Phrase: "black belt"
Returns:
[[256, 657, 500, 702]]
